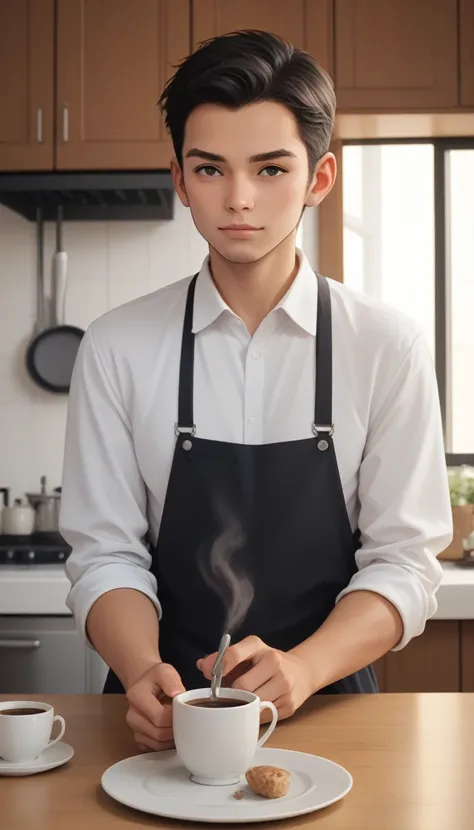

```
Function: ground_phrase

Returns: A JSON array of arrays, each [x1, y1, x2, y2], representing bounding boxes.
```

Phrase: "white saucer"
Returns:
[[101, 747, 352, 824], [0, 742, 74, 776]]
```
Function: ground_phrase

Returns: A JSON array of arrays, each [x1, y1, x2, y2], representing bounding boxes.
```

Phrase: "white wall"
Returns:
[[0, 202, 318, 501]]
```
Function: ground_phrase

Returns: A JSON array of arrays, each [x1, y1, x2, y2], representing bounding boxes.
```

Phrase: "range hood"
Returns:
[[0, 171, 175, 221]]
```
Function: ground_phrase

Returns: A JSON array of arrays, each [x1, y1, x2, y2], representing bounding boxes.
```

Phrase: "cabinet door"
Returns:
[[56, 0, 190, 170], [461, 621, 474, 691], [0, 617, 88, 695], [192, 0, 333, 76], [382, 621, 460, 692], [460, 0, 474, 105], [0, 0, 54, 171], [335, 0, 458, 110]]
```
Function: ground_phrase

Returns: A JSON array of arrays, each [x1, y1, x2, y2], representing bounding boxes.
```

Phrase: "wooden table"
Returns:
[[1, 693, 473, 829]]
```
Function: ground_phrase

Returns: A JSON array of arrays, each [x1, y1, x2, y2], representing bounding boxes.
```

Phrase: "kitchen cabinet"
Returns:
[[461, 621, 474, 691], [374, 621, 460, 692], [0, 616, 107, 694], [335, 0, 459, 111], [0, 0, 54, 171], [460, 0, 474, 106], [192, 0, 333, 76], [56, 0, 190, 169]]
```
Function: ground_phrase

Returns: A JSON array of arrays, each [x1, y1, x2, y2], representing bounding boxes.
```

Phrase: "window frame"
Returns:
[[341, 137, 474, 466]]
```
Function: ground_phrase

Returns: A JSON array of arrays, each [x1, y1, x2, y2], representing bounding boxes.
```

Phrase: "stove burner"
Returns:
[[0, 532, 71, 565]]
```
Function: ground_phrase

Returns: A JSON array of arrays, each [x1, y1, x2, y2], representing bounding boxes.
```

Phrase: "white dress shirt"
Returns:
[[60, 250, 453, 653]]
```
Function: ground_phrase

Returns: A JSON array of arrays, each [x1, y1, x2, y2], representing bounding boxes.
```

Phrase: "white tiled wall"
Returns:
[[0, 202, 318, 501]]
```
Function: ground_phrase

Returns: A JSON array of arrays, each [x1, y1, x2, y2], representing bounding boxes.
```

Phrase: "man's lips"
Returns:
[[219, 225, 263, 235], [220, 224, 261, 230]]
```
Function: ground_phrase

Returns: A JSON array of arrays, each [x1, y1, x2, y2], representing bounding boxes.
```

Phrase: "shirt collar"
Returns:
[[275, 250, 318, 335], [192, 249, 318, 336]]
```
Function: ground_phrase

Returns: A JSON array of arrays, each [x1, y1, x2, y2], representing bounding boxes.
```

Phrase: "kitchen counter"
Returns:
[[1, 692, 473, 829], [1, 560, 474, 618], [0, 565, 71, 614]]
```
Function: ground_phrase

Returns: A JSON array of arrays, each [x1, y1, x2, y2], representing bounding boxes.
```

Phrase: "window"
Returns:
[[343, 140, 474, 465]]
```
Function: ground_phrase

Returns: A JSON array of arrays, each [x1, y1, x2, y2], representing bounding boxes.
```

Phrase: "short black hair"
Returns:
[[158, 29, 336, 173]]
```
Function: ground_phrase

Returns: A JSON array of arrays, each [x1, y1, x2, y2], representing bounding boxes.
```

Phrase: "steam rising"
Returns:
[[199, 500, 254, 635]]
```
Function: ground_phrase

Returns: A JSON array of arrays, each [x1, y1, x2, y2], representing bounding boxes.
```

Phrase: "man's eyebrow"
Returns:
[[185, 148, 297, 163]]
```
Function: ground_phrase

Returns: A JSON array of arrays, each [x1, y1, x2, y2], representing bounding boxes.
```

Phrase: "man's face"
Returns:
[[172, 101, 330, 265]]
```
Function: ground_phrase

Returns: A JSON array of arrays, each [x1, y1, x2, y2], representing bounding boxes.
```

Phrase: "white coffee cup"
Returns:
[[0, 701, 66, 763], [173, 687, 278, 786]]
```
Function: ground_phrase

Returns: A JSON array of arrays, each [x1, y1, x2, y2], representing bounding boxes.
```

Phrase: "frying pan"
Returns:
[[26, 205, 84, 394]]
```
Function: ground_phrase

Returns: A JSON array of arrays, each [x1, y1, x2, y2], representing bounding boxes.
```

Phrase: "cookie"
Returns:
[[245, 765, 291, 799]]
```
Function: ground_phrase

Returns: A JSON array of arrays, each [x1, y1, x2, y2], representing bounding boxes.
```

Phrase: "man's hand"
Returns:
[[197, 636, 313, 721], [125, 662, 185, 752]]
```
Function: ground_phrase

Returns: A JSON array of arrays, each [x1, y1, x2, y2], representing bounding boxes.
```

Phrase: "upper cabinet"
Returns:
[[1, 0, 473, 174], [334, 0, 459, 110], [0, 0, 54, 170], [460, 0, 474, 106], [56, 0, 189, 169], [192, 0, 333, 76]]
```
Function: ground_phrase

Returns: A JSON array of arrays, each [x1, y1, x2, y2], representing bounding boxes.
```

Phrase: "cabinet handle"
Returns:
[[62, 106, 69, 142], [0, 639, 41, 649], [36, 108, 43, 143]]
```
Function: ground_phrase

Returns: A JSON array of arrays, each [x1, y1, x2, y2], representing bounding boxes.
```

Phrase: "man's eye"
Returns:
[[259, 166, 286, 177], [196, 165, 221, 177]]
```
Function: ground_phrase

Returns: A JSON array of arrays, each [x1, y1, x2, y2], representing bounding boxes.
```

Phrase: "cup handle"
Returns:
[[48, 715, 66, 749], [257, 701, 278, 749]]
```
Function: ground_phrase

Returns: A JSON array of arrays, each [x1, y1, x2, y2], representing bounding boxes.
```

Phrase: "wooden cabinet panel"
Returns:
[[0, 0, 54, 171], [56, 0, 190, 170], [461, 621, 474, 691], [192, 1, 333, 76], [460, 0, 474, 105], [381, 621, 460, 692], [335, 0, 458, 110]]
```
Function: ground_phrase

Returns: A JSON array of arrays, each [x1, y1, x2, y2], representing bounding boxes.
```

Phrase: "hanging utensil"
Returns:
[[26, 204, 84, 394]]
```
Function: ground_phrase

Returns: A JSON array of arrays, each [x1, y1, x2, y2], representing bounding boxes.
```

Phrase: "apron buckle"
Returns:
[[312, 423, 334, 437], [175, 424, 196, 438], [312, 423, 334, 452]]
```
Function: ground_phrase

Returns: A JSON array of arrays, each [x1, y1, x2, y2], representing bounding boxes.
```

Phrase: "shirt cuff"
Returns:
[[65, 562, 162, 649], [335, 559, 444, 651]]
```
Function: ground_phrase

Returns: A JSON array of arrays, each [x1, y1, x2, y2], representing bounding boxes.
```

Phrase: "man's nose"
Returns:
[[223, 174, 255, 212]]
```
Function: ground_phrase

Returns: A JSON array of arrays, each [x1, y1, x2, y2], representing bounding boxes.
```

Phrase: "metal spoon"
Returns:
[[210, 633, 231, 702]]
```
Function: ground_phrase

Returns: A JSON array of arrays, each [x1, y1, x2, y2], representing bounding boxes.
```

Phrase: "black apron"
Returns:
[[104, 273, 377, 694]]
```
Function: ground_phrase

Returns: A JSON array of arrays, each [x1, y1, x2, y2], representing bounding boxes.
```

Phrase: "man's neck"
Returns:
[[208, 240, 300, 336]]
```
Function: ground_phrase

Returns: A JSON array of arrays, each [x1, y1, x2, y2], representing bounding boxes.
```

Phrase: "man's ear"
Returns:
[[305, 152, 337, 208], [171, 157, 190, 207]]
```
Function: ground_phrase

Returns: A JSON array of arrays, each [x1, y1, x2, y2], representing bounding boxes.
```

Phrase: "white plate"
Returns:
[[101, 747, 352, 824], [0, 742, 74, 777]]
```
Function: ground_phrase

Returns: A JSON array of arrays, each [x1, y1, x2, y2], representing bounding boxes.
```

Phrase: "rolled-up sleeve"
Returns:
[[60, 324, 161, 647], [336, 330, 453, 650]]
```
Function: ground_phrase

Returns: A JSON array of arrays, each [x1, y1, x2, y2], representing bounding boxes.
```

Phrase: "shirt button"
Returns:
[[248, 416, 257, 424], [251, 351, 261, 360]]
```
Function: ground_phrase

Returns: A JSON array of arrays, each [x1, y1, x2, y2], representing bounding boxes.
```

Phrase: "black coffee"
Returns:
[[186, 697, 247, 709], [0, 708, 45, 716]]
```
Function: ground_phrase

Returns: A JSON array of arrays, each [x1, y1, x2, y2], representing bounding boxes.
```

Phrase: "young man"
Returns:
[[61, 31, 452, 752]]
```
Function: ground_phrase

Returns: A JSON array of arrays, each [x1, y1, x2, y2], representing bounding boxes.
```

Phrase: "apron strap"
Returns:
[[176, 271, 334, 438], [176, 274, 198, 435], [313, 274, 333, 437]]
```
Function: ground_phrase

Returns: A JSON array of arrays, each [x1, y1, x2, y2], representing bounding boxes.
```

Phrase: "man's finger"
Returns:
[[197, 636, 267, 679], [127, 690, 170, 729], [127, 697, 174, 730], [134, 731, 175, 752], [153, 663, 186, 698], [127, 664, 184, 727], [230, 654, 274, 694], [127, 709, 174, 743]]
